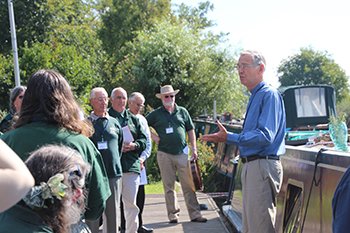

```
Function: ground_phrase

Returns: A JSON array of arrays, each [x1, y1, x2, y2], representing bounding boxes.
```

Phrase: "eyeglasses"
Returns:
[[18, 95, 24, 99], [164, 95, 175, 99], [94, 98, 108, 102], [132, 101, 144, 108], [235, 64, 257, 70], [113, 96, 126, 100]]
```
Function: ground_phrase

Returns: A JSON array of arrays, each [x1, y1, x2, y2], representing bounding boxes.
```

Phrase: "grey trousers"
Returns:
[[86, 176, 122, 233], [241, 158, 283, 233]]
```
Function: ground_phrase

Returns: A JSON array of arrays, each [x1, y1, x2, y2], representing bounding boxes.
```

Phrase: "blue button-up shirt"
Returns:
[[227, 81, 286, 157]]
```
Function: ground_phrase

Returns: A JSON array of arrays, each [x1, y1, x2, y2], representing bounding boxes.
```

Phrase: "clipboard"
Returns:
[[122, 125, 134, 142]]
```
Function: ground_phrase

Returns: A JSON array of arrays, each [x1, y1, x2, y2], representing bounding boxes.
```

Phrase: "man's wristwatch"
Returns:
[[192, 147, 197, 150]]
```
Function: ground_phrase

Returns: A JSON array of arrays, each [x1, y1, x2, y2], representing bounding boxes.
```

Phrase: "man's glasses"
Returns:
[[113, 96, 126, 100], [132, 101, 144, 108], [235, 64, 257, 70], [18, 95, 24, 99], [94, 98, 108, 102], [164, 95, 175, 99]]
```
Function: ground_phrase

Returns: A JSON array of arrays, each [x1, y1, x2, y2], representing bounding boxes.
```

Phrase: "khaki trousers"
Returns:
[[157, 151, 202, 221], [241, 158, 283, 233]]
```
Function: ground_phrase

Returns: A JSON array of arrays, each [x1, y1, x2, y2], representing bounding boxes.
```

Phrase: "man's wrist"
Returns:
[[192, 147, 197, 150]]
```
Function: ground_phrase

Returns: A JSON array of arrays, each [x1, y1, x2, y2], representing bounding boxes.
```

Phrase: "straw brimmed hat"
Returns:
[[155, 85, 179, 99]]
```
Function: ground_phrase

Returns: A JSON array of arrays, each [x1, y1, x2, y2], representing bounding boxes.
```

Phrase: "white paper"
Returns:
[[139, 167, 148, 185], [122, 125, 134, 142], [183, 145, 189, 155]]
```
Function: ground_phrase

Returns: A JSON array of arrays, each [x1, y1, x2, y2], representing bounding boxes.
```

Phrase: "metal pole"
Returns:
[[213, 100, 217, 121], [223, 150, 239, 206], [8, 0, 20, 86]]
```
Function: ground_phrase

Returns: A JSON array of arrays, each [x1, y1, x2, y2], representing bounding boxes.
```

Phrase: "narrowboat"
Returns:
[[193, 85, 350, 233]]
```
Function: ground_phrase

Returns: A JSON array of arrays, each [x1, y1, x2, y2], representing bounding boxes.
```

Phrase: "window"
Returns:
[[295, 88, 326, 118]]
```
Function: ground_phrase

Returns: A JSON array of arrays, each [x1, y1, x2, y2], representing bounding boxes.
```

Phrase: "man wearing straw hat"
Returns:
[[146, 85, 207, 224]]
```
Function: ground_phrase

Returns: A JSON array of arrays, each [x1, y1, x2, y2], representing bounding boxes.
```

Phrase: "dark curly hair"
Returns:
[[25, 145, 91, 233]]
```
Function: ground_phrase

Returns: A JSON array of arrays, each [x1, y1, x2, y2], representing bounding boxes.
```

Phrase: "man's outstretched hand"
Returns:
[[199, 121, 228, 143]]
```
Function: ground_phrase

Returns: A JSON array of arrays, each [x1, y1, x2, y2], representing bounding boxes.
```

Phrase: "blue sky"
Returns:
[[171, 0, 350, 88]]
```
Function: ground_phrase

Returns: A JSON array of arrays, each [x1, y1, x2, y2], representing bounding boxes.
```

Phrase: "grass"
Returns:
[[145, 181, 180, 194]]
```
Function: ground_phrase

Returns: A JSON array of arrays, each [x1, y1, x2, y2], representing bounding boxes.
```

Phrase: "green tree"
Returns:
[[0, 41, 100, 110], [336, 95, 350, 127], [20, 41, 99, 101], [0, 53, 15, 110], [175, 1, 215, 31], [44, 0, 105, 87], [98, 0, 172, 57], [278, 47, 349, 102], [0, 0, 51, 55], [105, 19, 246, 117], [0, 0, 104, 109]]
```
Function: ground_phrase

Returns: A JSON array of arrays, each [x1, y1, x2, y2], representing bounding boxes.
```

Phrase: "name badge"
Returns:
[[166, 127, 174, 134], [98, 141, 108, 150]]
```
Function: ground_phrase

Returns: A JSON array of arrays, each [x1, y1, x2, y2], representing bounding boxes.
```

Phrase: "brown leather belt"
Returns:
[[241, 154, 279, 164]]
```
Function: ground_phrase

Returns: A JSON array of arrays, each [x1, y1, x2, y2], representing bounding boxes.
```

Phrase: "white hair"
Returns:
[[240, 50, 266, 72], [129, 92, 145, 102], [90, 87, 108, 99]]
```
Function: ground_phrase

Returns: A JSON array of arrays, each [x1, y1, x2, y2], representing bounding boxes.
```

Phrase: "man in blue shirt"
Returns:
[[332, 166, 350, 233], [201, 50, 285, 233]]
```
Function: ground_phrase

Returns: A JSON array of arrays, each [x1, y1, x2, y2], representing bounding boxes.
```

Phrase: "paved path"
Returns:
[[141, 193, 230, 233]]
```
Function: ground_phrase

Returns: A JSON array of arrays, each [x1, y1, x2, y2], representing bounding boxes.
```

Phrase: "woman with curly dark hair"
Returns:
[[0, 145, 91, 233]]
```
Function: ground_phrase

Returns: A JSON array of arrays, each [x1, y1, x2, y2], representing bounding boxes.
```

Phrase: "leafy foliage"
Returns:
[[0, 0, 50, 55], [192, 138, 220, 193], [337, 95, 350, 127], [0, 0, 104, 108], [0, 53, 15, 110], [98, 0, 172, 58], [0, 109, 8, 122], [105, 19, 245, 117], [0, 41, 101, 109], [146, 140, 161, 183], [278, 47, 350, 102], [329, 113, 347, 125], [21, 41, 100, 103], [146, 132, 222, 194], [175, 1, 216, 31]]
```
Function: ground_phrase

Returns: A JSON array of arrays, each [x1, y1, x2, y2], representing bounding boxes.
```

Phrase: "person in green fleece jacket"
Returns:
[[0, 70, 111, 222], [86, 87, 124, 233], [109, 87, 147, 233]]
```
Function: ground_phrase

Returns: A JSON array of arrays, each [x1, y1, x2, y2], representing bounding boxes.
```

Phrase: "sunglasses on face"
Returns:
[[164, 95, 175, 99]]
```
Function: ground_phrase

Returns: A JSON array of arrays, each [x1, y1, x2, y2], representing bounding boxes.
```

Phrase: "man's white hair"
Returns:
[[240, 50, 266, 72], [90, 87, 108, 99]]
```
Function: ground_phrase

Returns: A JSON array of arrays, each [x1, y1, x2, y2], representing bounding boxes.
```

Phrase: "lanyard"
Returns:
[[118, 114, 128, 127], [93, 119, 109, 141], [31, 118, 48, 123], [162, 106, 175, 127], [120, 119, 128, 127]]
